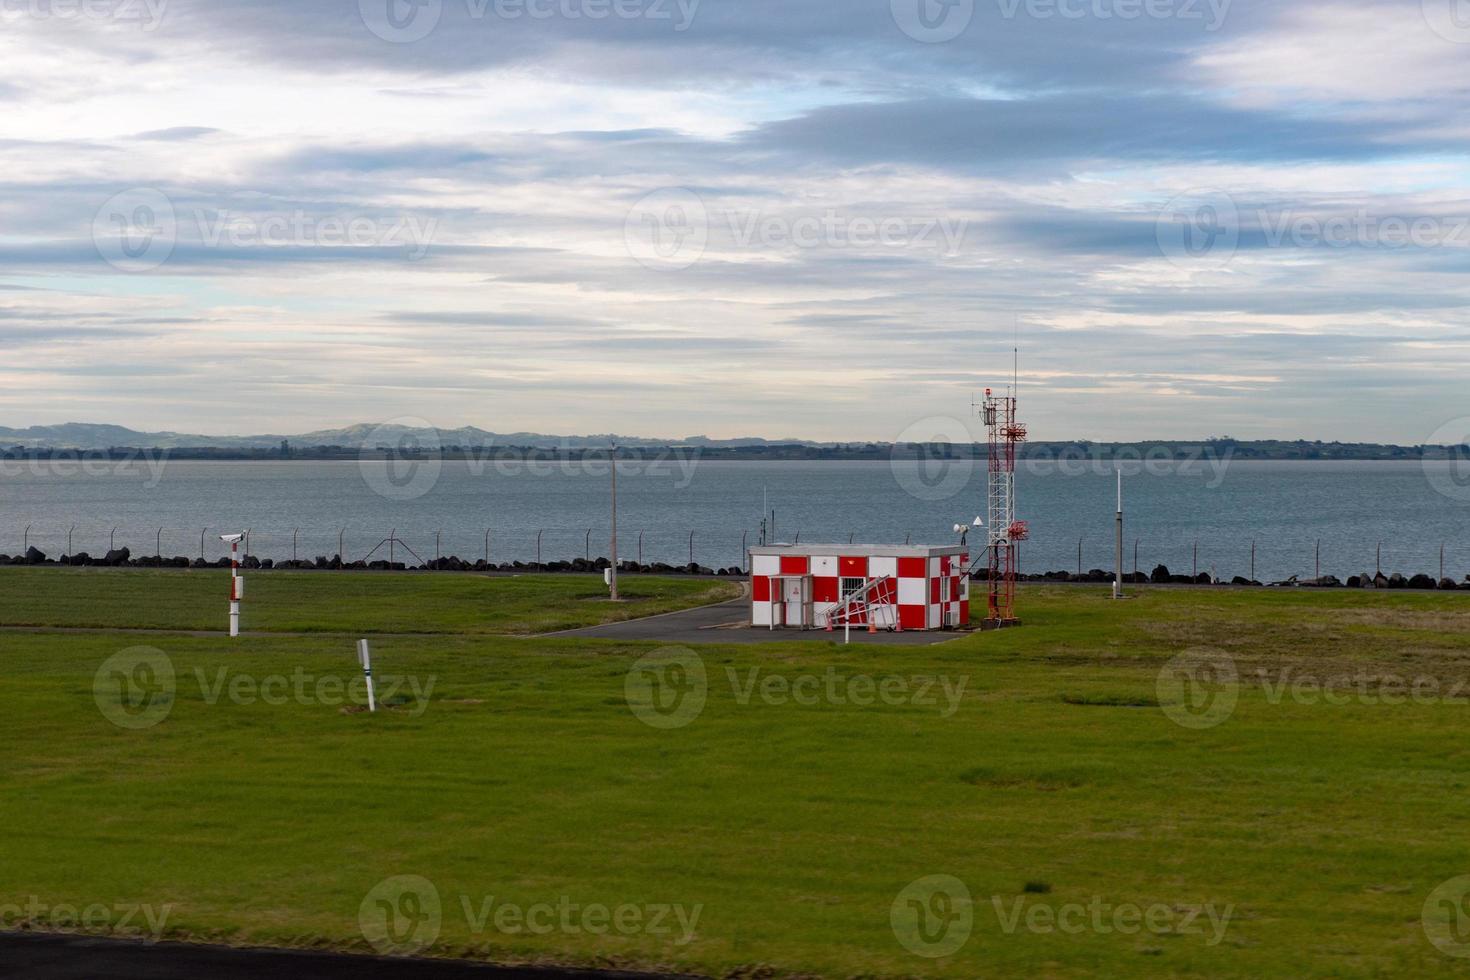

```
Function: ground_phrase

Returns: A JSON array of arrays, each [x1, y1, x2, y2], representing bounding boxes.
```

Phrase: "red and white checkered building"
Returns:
[[748, 544, 970, 631]]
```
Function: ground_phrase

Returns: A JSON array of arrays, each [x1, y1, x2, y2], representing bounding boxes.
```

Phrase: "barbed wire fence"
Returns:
[[4, 523, 1469, 584]]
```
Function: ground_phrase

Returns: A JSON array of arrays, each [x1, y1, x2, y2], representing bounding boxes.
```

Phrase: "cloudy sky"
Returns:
[[3, 0, 1469, 443]]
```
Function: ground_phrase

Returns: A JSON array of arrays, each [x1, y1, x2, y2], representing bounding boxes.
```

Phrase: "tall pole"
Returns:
[[229, 537, 241, 638], [1114, 469, 1123, 600], [609, 445, 619, 600]]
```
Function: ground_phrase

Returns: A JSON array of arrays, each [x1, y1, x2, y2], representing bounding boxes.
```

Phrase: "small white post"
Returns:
[[358, 639, 377, 712], [229, 538, 241, 637]]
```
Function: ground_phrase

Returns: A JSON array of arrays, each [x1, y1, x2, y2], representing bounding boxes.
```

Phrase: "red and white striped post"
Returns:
[[221, 532, 245, 637]]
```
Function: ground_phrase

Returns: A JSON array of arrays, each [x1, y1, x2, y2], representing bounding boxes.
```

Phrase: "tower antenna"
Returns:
[[979, 367, 1027, 629]]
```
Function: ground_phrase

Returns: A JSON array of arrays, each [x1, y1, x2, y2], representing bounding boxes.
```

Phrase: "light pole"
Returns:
[[609, 445, 619, 601], [1114, 469, 1123, 600]]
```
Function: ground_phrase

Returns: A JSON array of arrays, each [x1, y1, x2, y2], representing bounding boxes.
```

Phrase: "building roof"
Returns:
[[748, 542, 966, 557]]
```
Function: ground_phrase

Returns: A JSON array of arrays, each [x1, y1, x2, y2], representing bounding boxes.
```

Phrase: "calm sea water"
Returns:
[[2, 456, 1469, 582]]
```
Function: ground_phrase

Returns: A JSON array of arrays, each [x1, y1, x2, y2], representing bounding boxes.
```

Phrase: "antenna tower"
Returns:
[[981, 383, 1027, 628]]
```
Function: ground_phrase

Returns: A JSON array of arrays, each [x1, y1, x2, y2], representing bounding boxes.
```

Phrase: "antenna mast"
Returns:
[[980, 373, 1027, 629]]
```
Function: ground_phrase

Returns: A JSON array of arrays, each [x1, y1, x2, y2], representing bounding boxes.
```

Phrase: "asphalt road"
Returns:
[[543, 597, 966, 645], [0, 934, 699, 980]]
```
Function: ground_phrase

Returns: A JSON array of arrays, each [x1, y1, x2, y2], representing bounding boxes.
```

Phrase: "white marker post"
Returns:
[[357, 639, 377, 712], [221, 532, 245, 637]]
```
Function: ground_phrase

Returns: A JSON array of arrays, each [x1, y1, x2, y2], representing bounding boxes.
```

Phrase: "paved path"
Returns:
[[542, 598, 965, 646], [0, 933, 699, 980]]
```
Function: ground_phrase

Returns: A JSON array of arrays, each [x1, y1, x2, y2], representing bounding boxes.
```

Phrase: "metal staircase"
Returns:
[[824, 577, 898, 630]]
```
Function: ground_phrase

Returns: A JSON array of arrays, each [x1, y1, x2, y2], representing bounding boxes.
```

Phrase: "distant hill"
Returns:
[[0, 423, 1464, 460], [0, 422, 821, 452]]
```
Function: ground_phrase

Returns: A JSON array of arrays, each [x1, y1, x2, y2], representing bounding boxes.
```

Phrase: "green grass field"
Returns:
[[0, 566, 740, 634], [3, 569, 1470, 977]]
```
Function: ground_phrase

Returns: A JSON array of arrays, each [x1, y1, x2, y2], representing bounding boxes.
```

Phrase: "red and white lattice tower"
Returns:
[[981, 387, 1028, 627]]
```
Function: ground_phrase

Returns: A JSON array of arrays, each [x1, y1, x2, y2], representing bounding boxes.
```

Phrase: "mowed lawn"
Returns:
[[0, 567, 740, 634], [2, 578, 1470, 977]]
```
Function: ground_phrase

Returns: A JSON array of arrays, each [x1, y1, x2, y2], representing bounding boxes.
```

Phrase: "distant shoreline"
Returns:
[[1, 440, 1465, 462]]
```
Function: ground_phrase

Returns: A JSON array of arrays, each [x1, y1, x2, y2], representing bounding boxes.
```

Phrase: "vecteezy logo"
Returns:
[[359, 875, 443, 955], [359, 0, 442, 42], [358, 417, 443, 502], [625, 647, 707, 729], [1424, 876, 1470, 957], [890, 416, 975, 502], [624, 188, 709, 271], [1157, 649, 1239, 730], [92, 188, 177, 272], [891, 874, 973, 958], [1423, 417, 1470, 503], [1156, 189, 1239, 270], [93, 646, 176, 730], [1422, 0, 1470, 43], [891, 0, 974, 42]]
